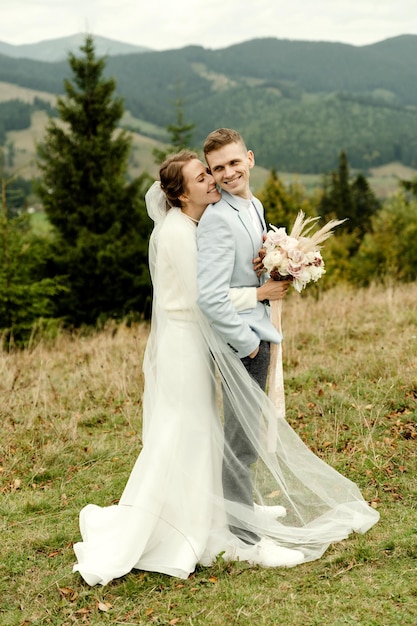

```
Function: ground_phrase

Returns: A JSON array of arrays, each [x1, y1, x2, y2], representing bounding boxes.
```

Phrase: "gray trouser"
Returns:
[[222, 340, 270, 543]]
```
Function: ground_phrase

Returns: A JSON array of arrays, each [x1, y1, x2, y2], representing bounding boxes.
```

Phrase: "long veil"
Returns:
[[73, 182, 379, 586], [145, 182, 379, 561]]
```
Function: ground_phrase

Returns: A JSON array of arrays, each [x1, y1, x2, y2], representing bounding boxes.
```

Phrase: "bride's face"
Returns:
[[181, 159, 221, 209]]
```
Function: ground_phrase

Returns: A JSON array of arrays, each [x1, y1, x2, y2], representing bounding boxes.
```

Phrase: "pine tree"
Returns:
[[0, 158, 57, 347], [319, 171, 340, 220], [257, 170, 315, 232], [400, 176, 417, 198], [350, 172, 380, 237], [335, 151, 354, 225], [37, 35, 152, 326], [153, 84, 195, 164], [318, 151, 379, 240]]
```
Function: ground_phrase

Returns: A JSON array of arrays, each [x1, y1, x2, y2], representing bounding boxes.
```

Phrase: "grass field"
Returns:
[[1, 282, 416, 625]]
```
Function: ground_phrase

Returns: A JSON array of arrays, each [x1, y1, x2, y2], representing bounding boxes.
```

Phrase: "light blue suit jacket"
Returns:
[[197, 190, 282, 358]]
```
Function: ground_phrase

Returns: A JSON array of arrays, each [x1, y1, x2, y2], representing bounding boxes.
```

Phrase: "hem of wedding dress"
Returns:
[[72, 562, 194, 586], [133, 563, 192, 580]]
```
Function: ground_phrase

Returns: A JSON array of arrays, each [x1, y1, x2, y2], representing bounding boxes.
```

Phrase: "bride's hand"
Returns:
[[257, 278, 290, 301]]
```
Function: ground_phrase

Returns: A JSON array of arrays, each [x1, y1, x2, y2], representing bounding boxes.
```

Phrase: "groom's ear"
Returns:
[[248, 150, 255, 169]]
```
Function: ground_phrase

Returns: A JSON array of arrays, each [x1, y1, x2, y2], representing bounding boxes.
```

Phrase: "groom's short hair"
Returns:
[[203, 128, 247, 156]]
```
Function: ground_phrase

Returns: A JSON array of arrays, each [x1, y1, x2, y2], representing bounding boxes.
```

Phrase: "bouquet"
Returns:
[[262, 211, 346, 292]]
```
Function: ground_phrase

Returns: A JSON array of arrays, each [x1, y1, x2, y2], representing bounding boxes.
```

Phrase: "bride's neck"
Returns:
[[181, 205, 204, 224], [182, 212, 200, 224]]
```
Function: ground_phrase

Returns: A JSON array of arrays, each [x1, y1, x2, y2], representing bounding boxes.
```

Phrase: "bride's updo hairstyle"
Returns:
[[159, 150, 199, 210]]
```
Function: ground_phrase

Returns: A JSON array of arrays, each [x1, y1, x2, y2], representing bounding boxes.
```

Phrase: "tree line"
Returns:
[[1, 36, 417, 348], [2, 36, 417, 173], [0, 98, 54, 145]]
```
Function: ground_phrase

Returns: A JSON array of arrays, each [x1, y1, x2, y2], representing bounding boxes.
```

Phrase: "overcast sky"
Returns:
[[1, 0, 417, 50]]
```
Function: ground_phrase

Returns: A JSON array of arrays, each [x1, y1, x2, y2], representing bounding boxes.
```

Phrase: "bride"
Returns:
[[73, 151, 379, 586]]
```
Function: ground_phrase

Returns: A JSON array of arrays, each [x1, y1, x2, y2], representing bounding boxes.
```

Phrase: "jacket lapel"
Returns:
[[251, 196, 267, 233], [222, 191, 263, 254]]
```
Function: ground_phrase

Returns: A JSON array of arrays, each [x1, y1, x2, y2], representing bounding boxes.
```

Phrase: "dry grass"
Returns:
[[282, 284, 416, 476], [366, 162, 417, 198], [0, 82, 58, 105], [6, 111, 50, 179], [6, 110, 166, 182], [1, 283, 417, 625], [1, 322, 148, 487]]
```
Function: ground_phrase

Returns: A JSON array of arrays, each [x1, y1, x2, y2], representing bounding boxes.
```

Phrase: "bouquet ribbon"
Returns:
[[263, 212, 346, 452], [267, 299, 286, 453]]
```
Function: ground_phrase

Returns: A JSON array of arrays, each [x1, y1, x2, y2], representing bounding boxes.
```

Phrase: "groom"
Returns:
[[197, 128, 292, 565]]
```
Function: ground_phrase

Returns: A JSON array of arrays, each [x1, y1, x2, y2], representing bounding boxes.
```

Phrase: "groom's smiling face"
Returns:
[[205, 141, 254, 200]]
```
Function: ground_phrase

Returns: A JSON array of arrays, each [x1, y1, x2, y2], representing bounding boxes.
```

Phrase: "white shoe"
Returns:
[[254, 503, 287, 519], [237, 537, 304, 568]]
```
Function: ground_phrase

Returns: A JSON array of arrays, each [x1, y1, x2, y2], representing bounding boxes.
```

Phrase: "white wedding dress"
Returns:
[[73, 187, 379, 586]]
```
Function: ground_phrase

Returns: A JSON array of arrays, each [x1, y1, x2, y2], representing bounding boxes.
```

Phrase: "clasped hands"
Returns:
[[248, 241, 290, 360], [254, 241, 290, 303]]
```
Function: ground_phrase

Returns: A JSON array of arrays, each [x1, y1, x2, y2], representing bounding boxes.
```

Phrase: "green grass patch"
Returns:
[[1, 285, 417, 625]]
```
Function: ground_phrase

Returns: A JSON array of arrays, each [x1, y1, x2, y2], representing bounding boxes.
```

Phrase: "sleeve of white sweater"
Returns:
[[228, 287, 257, 311]]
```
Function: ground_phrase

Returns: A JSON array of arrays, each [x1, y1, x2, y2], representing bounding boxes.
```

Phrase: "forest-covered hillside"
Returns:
[[1, 35, 417, 173]]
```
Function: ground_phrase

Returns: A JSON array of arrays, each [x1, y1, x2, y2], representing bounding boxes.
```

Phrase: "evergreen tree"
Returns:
[[153, 84, 195, 164], [6, 141, 15, 168], [318, 172, 340, 221], [0, 215, 58, 347], [318, 151, 379, 246], [336, 151, 354, 224], [350, 191, 417, 285], [400, 176, 417, 198], [350, 173, 380, 237], [319, 151, 353, 225], [36, 35, 152, 326], [257, 170, 315, 232], [0, 164, 57, 347]]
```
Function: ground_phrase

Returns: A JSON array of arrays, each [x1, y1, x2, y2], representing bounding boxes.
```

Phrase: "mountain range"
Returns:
[[1, 33, 417, 175], [0, 34, 149, 62]]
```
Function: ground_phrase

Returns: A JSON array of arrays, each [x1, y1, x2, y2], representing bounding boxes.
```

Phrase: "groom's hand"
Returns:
[[253, 245, 267, 276]]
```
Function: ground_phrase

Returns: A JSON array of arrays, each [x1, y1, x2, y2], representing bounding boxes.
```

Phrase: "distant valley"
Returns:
[[1, 33, 417, 190]]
